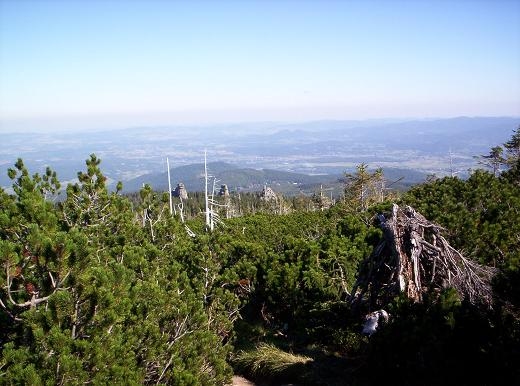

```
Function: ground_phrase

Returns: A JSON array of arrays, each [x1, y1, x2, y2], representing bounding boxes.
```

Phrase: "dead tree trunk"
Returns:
[[350, 204, 496, 310]]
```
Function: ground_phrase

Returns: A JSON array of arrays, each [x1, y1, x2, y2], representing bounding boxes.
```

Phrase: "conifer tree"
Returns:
[[476, 146, 505, 176], [1, 156, 235, 384], [344, 164, 389, 214], [504, 126, 520, 166]]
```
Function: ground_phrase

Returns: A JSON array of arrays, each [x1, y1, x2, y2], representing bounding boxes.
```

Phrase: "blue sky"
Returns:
[[1, 0, 519, 131]]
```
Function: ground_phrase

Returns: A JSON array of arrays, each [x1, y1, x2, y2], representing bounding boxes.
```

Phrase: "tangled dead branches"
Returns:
[[350, 204, 496, 309]]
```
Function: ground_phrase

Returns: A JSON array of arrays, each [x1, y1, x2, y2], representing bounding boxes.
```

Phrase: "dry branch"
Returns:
[[350, 204, 496, 309]]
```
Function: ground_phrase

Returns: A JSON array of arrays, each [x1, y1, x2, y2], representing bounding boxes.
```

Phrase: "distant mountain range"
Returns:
[[1, 116, 518, 192], [122, 161, 427, 196]]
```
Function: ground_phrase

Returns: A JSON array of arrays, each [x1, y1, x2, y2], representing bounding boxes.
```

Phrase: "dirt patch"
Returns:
[[231, 375, 256, 386]]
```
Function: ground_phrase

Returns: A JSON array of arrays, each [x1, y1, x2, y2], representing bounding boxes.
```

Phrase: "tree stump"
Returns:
[[350, 204, 496, 310]]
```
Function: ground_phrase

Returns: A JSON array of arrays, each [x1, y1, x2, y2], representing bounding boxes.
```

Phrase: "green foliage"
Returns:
[[343, 164, 395, 213], [504, 126, 520, 167], [475, 145, 505, 176], [126, 190, 319, 222], [2, 146, 520, 385], [1, 156, 234, 385], [385, 131, 520, 384], [403, 170, 520, 269]]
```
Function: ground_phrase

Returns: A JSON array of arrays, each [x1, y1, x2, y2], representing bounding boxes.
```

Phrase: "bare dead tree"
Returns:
[[166, 157, 176, 216], [176, 198, 196, 237], [204, 150, 211, 230], [202, 151, 225, 232], [350, 204, 496, 310]]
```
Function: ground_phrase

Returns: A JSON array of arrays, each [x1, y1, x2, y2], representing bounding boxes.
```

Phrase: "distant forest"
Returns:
[[1, 127, 519, 385]]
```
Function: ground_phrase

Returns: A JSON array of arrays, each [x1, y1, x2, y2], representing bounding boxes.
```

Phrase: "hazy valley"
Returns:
[[1, 116, 518, 195]]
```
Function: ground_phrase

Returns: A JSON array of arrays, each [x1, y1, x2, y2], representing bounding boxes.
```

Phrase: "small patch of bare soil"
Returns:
[[231, 375, 256, 386]]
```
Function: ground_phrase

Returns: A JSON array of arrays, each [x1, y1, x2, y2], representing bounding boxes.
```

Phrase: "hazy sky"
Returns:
[[1, 0, 519, 131]]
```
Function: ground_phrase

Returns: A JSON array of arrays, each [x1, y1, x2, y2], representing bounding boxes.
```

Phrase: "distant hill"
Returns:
[[123, 162, 237, 192], [122, 161, 427, 196], [122, 162, 342, 194]]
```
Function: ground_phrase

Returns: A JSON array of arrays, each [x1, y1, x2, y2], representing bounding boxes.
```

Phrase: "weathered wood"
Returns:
[[350, 204, 496, 309]]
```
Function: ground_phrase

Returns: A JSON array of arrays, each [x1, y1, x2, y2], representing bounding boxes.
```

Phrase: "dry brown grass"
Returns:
[[234, 343, 313, 381]]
